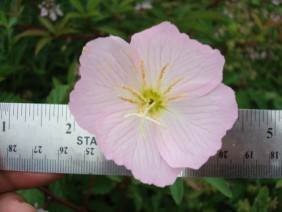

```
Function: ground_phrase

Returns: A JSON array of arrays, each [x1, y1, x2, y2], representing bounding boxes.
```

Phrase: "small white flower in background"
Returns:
[[271, 13, 281, 22], [38, 0, 63, 21], [135, 1, 152, 10], [272, 0, 281, 5]]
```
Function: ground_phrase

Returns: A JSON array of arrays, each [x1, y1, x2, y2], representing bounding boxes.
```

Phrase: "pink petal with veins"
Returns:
[[156, 84, 237, 169], [94, 104, 182, 187]]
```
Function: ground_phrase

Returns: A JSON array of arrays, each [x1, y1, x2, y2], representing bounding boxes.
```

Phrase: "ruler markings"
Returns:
[[8, 107, 11, 130], [241, 110, 244, 132], [250, 109, 253, 126], [259, 110, 261, 127], [28, 103, 31, 117], [52, 104, 54, 117], [12, 103, 15, 116], [61, 105, 64, 117], [73, 116, 76, 132], [65, 106, 68, 122], [40, 104, 43, 127], [57, 104, 60, 122], [36, 104, 38, 117], [16, 103, 19, 120], [20, 103, 22, 117], [48, 105, 51, 121], [32, 104, 35, 120], [1, 103, 282, 178], [267, 110, 269, 125], [24, 104, 27, 122]]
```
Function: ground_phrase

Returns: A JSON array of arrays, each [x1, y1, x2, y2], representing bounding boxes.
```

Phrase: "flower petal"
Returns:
[[69, 36, 139, 132], [156, 84, 238, 169], [94, 105, 182, 187], [79, 36, 139, 88], [130, 22, 224, 97]]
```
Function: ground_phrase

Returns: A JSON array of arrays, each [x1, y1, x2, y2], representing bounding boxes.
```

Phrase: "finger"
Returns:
[[0, 171, 64, 193], [0, 192, 36, 212]]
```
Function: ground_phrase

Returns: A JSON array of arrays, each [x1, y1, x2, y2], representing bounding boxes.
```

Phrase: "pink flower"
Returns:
[[69, 22, 238, 187]]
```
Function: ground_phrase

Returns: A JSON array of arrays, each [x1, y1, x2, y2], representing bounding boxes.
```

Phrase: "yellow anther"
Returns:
[[82, 47, 89, 53], [163, 77, 184, 95], [140, 60, 147, 88], [157, 63, 169, 91], [118, 96, 140, 104], [120, 85, 146, 102], [165, 94, 186, 103]]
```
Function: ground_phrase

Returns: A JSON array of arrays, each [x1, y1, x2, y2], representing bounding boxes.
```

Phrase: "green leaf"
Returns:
[[0, 92, 23, 102], [17, 188, 45, 207], [46, 85, 69, 104], [92, 176, 116, 195], [67, 61, 79, 84], [48, 180, 67, 199], [56, 16, 69, 31], [236, 90, 251, 108], [86, 0, 101, 12], [52, 77, 63, 87], [8, 17, 18, 28], [0, 11, 8, 27], [0, 64, 22, 79], [38, 17, 55, 34], [56, 27, 78, 36], [98, 26, 126, 37], [251, 0, 260, 5], [275, 179, 282, 189], [106, 176, 123, 183], [251, 187, 269, 212], [205, 178, 232, 198], [65, 12, 87, 19], [169, 178, 184, 205], [35, 36, 52, 54], [129, 184, 143, 210], [70, 0, 85, 13], [16, 29, 49, 39]]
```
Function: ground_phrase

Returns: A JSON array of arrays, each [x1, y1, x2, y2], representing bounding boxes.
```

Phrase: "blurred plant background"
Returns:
[[0, 0, 282, 211]]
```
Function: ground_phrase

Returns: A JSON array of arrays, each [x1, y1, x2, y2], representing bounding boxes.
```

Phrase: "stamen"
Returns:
[[157, 63, 168, 91], [82, 47, 89, 53], [163, 77, 184, 95], [140, 60, 147, 88], [123, 101, 165, 138], [124, 113, 165, 127], [165, 94, 186, 103], [120, 85, 146, 102], [118, 96, 140, 104], [143, 101, 156, 115]]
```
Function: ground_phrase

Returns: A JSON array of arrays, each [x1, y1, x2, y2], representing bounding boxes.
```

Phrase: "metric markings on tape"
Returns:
[[0, 103, 282, 178]]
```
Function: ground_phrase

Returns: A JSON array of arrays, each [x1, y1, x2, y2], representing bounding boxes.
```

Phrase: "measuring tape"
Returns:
[[0, 102, 282, 178]]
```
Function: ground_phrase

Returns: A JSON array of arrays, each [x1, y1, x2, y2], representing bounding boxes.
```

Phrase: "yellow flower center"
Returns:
[[118, 60, 186, 134], [140, 87, 165, 118]]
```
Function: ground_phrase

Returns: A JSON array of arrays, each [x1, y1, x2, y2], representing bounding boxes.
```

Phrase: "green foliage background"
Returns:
[[1, 0, 282, 211]]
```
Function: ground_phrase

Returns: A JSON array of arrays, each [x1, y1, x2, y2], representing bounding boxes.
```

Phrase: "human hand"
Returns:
[[0, 171, 63, 211]]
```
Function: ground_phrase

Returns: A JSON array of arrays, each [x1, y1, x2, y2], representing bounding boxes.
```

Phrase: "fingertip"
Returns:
[[0, 192, 36, 212]]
